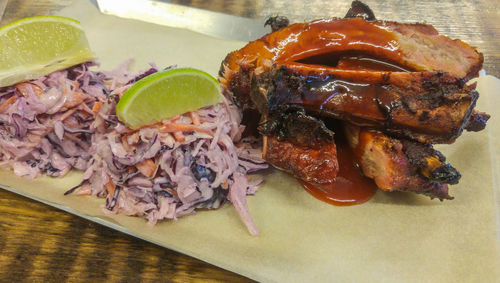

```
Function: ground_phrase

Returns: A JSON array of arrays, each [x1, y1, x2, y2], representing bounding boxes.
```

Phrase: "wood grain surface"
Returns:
[[0, 189, 251, 282], [1, 0, 499, 282]]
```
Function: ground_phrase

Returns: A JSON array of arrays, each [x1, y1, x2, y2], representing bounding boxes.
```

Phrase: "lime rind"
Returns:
[[0, 16, 81, 33], [0, 54, 94, 87], [117, 68, 219, 107], [116, 68, 222, 129]]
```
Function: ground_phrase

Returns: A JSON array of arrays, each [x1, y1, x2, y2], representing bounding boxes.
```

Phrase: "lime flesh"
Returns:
[[116, 68, 222, 129], [0, 16, 95, 87]]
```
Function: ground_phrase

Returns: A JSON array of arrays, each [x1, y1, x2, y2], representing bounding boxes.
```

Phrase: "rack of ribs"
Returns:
[[219, 1, 489, 200]]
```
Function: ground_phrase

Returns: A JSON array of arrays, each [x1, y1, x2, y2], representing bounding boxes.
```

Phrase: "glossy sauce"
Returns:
[[300, 133, 377, 206], [294, 55, 400, 205], [273, 18, 401, 63], [286, 75, 395, 134], [272, 19, 409, 205], [289, 54, 411, 126], [337, 56, 410, 72], [297, 53, 410, 73]]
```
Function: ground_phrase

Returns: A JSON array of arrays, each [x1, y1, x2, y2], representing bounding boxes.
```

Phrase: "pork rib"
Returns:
[[219, 1, 487, 200], [259, 106, 339, 184], [251, 65, 478, 144], [343, 123, 459, 200], [220, 16, 483, 144], [263, 136, 339, 184]]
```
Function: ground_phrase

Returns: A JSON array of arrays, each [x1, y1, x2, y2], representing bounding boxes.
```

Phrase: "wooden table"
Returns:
[[1, 0, 499, 282]]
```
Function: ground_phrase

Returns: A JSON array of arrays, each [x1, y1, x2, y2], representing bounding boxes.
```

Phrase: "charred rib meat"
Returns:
[[220, 10, 483, 143], [263, 136, 339, 185], [259, 106, 339, 184], [344, 123, 459, 200], [251, 65, 478, 144], [264, 16, 290, 33], [344, 0, 376, 21], [219, 1, 488, 200], [465, 110, 490, 132]]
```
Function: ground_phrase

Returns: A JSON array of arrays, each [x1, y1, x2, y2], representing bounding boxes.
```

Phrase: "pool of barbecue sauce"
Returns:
[[299, 132, 377, 206], [298, 56, 408, 206]]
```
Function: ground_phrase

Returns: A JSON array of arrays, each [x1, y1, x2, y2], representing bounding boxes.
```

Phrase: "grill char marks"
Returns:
[[258, 106, 334, 148], [252, 66, 478, 144], [259, 106, 339, 184], [465, 110, 490, 132], [344, 0, 376, 21], [221, 14, 483, 89], [400, 139, 461, 185], [343, 124, 455, 200], [264, 16, 290, 33], [221, 14, 483, 144], [263, 136, 339, 184], [219, 1, 488, 200]]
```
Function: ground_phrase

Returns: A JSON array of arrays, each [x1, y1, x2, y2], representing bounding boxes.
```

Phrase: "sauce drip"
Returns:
[[275, 19, 406, 205], [297, 53, 411, 73], [337, 56, 410, 72], [299, 131, 377, 206]]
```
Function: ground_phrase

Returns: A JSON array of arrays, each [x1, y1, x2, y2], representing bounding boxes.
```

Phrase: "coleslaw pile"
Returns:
[[68, 63, 267, 235], [0, 63, 108, 178], [0, 61, 268, 235]]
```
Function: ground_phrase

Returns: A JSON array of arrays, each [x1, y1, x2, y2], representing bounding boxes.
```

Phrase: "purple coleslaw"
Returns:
[[0, 62, 109, 178], [69, 64, 268, 235], [0, 61, 268, 235]]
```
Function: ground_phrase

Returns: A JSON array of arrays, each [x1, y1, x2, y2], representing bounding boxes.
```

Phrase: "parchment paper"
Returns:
[[1, 1, 499, 282]]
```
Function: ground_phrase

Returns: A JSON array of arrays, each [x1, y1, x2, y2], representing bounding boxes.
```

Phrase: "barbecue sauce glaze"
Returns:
[[276, 20, 411, 205], [299, 128, 377, 206], [297, 55, 409, 205]]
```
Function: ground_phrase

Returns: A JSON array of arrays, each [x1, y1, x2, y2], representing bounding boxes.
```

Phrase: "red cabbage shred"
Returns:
[[0, 61, 268, 236]]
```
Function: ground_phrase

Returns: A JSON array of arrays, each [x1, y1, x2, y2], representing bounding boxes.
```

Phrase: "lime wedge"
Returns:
[[116, 68, 222, 129], [0, 16, 95, 87]]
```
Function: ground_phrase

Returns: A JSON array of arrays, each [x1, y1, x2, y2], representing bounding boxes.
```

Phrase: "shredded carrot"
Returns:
[[121, 132, 140, 153], [130, 122, 162, 132], [59, 108, 78, 121], [190, 111, 200, 126], [0, 96, 16, 113], [127, 132, 140, 145], [161, 115, 182, 125], [173, 131, 186, 142], [121, 135, 133, 152], [105, 176, 115, 197], [79, 102, 94, 114], [170, 115, 181, 122], [16, 83, 43, 97], [136, 159, 157, 178], [262, 135, 268, 157], [30, 83, 44, 96], [92, 101, 102, 114], [38, 108, 78, 137], [76, 183, 92, 196], [63, 91, 88, 109], [159, 123, 214, 136]]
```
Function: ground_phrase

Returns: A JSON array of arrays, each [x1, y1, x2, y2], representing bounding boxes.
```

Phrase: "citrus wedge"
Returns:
[[116, 68, 222, 129], [0, 16, 95, 87]]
